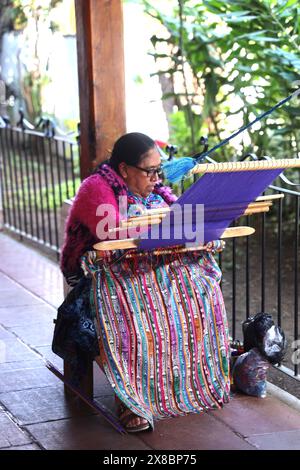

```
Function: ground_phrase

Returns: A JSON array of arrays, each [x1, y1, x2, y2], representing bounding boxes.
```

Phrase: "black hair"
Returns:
[[109, 132, 155, 173]]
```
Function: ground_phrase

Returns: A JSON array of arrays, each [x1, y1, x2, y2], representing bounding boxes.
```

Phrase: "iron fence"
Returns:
[[0, 115, 80, 257], [219, 184, 299, 380]]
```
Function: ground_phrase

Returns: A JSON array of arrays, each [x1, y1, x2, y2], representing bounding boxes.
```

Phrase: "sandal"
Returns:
[[118, 403, 150, 433]]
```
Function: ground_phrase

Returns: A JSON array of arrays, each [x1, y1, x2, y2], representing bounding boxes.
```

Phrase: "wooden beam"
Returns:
[[75, 0, 95, 180], [75, 0, 126, 180], [93, 226, 255, 251]]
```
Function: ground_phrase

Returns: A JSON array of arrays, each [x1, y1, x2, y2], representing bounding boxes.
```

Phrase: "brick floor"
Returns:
[[0, 231, 300, 450]]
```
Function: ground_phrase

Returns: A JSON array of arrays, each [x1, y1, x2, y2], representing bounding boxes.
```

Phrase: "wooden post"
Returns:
[[75, 0, 126, 180], [64, 360, 94, 400]]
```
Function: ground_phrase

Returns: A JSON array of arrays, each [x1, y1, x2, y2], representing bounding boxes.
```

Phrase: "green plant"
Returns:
[[14, 177, 80, 211], [140, 0, 300, 164], [38, 178, 80, 210], [0, 0, 63, 122]]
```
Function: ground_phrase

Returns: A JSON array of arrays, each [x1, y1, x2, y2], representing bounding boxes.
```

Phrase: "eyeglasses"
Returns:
[[129, 164, 163, 179]]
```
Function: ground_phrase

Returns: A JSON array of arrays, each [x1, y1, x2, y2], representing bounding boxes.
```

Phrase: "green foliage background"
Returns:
[[137, 0, 300, 169], [0, 0, 63, 122]]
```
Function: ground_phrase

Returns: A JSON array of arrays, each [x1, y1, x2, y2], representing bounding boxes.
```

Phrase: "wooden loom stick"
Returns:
[[109, 202, 271, 233], [141, 194, 283, 218], [256, 194, 284, 201], [110, 209, 268, 233], [126, 200, 273, 220], [189, 158, 300, 175], [138, 206, 171, 216], [93, 226, 255, 251], [244, 207, 270, 216], [124, 195, 283, 223], [128, 201, 271, 218], [217, 226, 255, 238], [120, 215, 165, 226]]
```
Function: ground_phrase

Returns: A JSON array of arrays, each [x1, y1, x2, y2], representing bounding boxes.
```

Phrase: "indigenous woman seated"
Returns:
[[54, 132, 230, 433]]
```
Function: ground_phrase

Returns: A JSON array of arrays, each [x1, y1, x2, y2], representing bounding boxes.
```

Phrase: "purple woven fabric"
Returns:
[[139, 169, 282, 250]]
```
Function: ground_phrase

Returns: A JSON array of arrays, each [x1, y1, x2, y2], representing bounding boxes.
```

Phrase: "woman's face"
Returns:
[[118, 147, 162, 198]]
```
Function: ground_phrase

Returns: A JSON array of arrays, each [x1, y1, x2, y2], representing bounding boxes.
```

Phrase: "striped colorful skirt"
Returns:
[[83, 250, 230, 429]]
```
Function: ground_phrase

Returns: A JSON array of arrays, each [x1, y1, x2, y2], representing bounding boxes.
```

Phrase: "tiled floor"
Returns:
[[0, 231, 300, 450]]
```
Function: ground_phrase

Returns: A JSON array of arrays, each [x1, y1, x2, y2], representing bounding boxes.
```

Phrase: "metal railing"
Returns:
[[170, 151, 300, 381], [218, 184, 299, 380], [0, 113, 80, 257]]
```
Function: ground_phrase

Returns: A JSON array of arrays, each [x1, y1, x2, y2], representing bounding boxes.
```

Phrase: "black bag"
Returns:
[[52, 276, 99, 384], [242, 312, 287, 364]]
